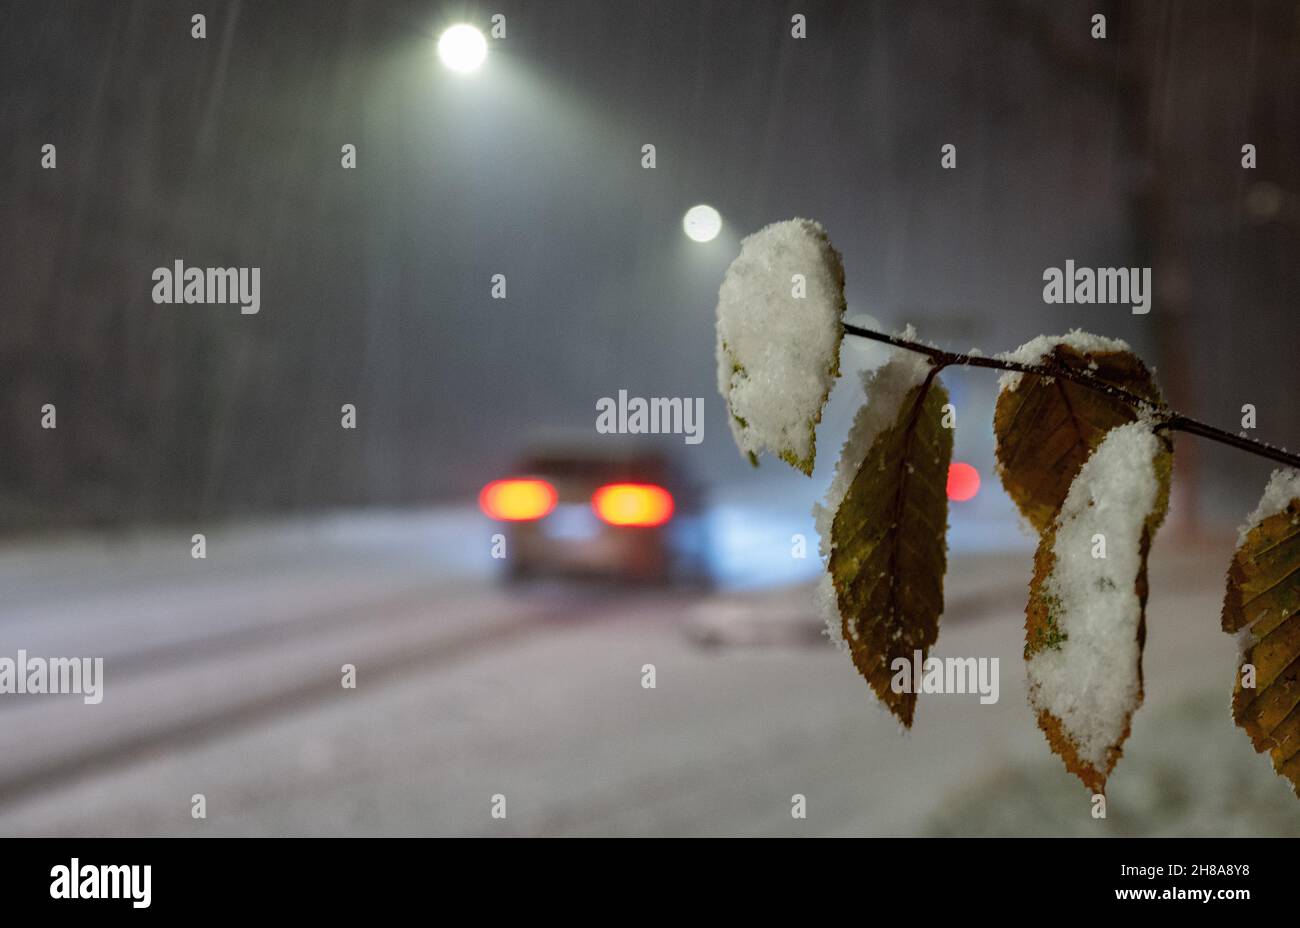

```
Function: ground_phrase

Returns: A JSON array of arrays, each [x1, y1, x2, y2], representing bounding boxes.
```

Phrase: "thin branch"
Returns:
[[842, 322, 1300, 471], [842, 323, 1160, 410], [1157, 415, 1300, 468]]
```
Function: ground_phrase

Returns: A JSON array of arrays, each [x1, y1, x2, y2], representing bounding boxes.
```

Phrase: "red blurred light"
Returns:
[[591, 483, 674, 527], [479, 479, 557, 521], [947, 462, 980, 501]]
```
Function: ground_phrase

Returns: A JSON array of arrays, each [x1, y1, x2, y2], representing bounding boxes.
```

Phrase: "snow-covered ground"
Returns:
[[0, 505, 1294, 836]]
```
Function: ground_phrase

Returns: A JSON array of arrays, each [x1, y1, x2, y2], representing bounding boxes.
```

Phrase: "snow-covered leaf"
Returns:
[[814, 351, 951, 727], [1024, 422, 1172, 793], [994, 332, 1165, 534], [716, 218, 845, 475], [1222, 468, 1300, 797]]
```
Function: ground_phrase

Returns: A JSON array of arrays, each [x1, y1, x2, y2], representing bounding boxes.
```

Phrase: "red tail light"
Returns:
[[479, 478, 558, 521], [947, 462, 980, 501], [592, 483, 674, 527]]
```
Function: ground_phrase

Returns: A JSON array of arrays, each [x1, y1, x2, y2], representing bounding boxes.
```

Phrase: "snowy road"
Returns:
[[0, 510, 1297, 836]]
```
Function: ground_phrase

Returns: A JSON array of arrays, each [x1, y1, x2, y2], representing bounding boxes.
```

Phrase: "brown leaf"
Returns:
[[826, 363, 952, 727], [995, 340, 1165, 534], [1023, 423, 1171, 793], [1223, 479, 1300, 797]]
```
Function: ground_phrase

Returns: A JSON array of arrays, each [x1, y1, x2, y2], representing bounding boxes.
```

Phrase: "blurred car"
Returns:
[[479, 440, 709, 586]]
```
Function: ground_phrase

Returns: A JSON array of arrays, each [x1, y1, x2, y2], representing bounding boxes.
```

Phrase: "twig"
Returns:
[[842, 322, 1300, 471]]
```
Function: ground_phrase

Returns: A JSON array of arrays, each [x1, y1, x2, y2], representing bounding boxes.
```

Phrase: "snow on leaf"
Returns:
[[994, 333, 1166, 534], [716, 219, 846, 475], [1222, 468, 1300, 797], [1025, 422, 1172, 793], [814, 351, 951, 727]]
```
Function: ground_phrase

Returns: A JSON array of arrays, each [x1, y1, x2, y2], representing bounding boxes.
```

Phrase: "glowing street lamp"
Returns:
[[438, 24, 487, 73], [683, 204, 721, 243]]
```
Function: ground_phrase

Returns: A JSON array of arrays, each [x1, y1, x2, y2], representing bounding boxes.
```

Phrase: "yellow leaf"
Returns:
[[995, 338, 1165, 534], [1024, 422, 1171, 793], [1223, 471, 1300, 797], [823, 359, 952, 727]]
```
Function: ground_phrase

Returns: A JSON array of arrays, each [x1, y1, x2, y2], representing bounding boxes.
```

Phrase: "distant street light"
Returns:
[[438, 24, 487, 73], [683, 204, 721, 243]]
